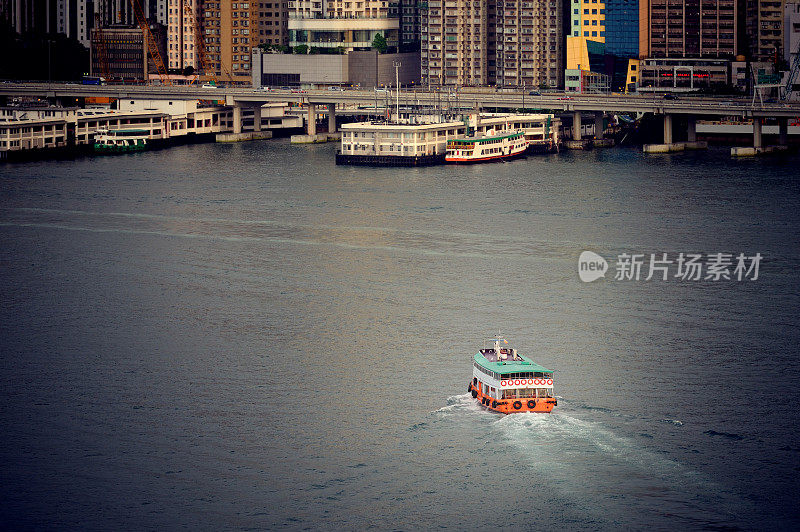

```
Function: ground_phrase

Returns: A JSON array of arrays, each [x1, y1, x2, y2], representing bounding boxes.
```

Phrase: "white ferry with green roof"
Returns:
[[445, 129, 529, 163], [467, 337, 556, 414]]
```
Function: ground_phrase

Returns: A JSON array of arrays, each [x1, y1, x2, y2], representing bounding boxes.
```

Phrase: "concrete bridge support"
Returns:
[[307, 104, 317, 136], [779, 117, 788, 146], [594, 112, 604, 140], [663, 114, 673, 145], [232, 105, 243, 135], [328, 103, 336, 133], [253, 105, 262, 132], [753, 117, 763, 149], [573, 112, 582, 140], [687, 116, 697, 142]]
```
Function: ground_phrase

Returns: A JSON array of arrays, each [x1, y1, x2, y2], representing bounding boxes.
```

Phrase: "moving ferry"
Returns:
[[467, 337, 556, 414], [93, 129, 149, 153], [445, 129, 529, 163]]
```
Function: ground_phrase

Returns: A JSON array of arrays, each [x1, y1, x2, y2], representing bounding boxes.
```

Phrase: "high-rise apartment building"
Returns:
[[400, 0, 421, 50], [421, 0, 493, 86], [496, 0, 564, 88], [788, 2, 800, 62], [641, 0, 737, 59], [166, 0, 197, 71], [287, 0, 399, 52], [202, 1, 260, 83], [745, 0, 785, 61], [256, 0, 286, 46]]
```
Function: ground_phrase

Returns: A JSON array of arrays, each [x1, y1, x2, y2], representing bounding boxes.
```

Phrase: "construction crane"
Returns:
[[131, 0, 171, 85], [93, 14, 112, 81], [782, 40, 800, 101]]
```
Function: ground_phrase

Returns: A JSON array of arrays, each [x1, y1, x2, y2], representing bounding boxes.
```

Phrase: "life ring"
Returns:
[[471, 390, 477, 398], [513, 401, 522, 410], [514, 380, 520, 386], [528, 379, 533, 385], [547, 379, 553, 386], [534, 379, 540, 385], [527, 400, 536, 409], [500, 380, 506, 386], [492, 400, 498, 409]]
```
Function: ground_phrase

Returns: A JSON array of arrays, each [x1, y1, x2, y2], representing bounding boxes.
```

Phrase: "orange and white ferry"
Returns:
[[445, 129, 529, 163], [467, 336, 556, 414]]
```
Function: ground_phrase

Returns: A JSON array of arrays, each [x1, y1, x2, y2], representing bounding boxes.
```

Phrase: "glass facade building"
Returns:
[[603, 0, 639, 57]]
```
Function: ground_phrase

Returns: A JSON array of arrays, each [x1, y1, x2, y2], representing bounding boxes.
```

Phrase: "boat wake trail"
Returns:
[[493, 412, 750, 529]]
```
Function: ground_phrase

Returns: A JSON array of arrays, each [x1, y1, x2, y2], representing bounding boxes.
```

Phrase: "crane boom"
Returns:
[[131, 0, 171, 85], [93, 14, 112, 81]]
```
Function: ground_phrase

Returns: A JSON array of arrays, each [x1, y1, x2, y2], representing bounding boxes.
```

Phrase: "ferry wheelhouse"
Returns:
[[445, 129, 529, 163], [467, 337, 556, 414], [93, 129, 149, 153]]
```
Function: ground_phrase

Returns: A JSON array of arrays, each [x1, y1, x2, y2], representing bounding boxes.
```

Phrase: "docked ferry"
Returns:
[[467, 337, 556, 414], [93, 129, 149, 153], [445, 129, 529, 163]]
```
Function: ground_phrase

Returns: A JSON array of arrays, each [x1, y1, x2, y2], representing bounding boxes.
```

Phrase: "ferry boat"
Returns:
[[93, 129, 149, 153], [467, 337, 556, 414], [445, 129, 529, 163]]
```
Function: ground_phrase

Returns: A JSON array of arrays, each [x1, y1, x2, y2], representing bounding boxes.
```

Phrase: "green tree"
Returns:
[[293, 44, 308, 55], [372, 33, 388, 54]]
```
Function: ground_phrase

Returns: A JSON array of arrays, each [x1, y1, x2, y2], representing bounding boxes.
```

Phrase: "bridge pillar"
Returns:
[[232, 104, 243, 134], [253, 105, 262, 132], [573, 112, 582, 140], [753, 117, 763, 149], [594, 112, 604, 140], [663, 114, 673, 145], [778, 117, 788, 146], [328, 103, 336, 133], [687, 116, 697, 142], [307, 104, 317, 136]]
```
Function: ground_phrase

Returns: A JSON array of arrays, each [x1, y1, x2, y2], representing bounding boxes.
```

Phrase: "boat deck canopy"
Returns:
[[475, 350, 552, 375]]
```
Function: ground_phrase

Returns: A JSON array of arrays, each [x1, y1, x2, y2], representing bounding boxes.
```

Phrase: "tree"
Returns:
[[293, 44, 308, 55], [372, 33, 388, 54]]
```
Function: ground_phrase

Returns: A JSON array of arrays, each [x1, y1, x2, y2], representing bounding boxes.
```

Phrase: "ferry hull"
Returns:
[[468, 382, 555, 414], [445, 148, 528, 164]]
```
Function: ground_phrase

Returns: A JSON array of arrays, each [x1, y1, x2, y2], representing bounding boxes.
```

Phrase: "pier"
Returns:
[[2, 82, 799, 158]]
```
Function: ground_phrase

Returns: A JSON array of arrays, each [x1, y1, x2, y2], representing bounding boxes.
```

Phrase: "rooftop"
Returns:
[[474, 349, 552, 374]]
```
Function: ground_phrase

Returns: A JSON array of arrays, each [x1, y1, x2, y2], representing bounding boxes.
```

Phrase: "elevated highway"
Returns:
[[2, 82, 798, 148]]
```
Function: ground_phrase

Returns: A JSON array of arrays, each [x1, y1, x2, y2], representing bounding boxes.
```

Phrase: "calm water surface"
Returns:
[[1, 141, 799, 530]]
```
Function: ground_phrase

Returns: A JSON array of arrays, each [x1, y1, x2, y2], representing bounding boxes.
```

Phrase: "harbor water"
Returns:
[[1, 141, 799, 529]]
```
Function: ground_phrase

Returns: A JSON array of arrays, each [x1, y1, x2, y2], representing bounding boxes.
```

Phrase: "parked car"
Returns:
[[374, 87, 389, 93], [201, 83, 218, 89], [663, 93, 678, 100], [528, 90, 541, 96], [329, 86, 344, 91]]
